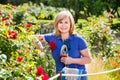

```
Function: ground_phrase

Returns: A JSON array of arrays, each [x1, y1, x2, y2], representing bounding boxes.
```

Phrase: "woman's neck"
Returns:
[[61, 33, 69, 41]]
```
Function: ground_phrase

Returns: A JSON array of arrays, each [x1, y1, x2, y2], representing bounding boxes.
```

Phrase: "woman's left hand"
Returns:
[[61, 56, 73, 65]]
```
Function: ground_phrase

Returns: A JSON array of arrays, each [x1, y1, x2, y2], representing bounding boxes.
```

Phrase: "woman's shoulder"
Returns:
[[44, 33, 56, 42], [44, 33, 55, 37], [73, 34, 87, 46], [72, 34, 84, 39]]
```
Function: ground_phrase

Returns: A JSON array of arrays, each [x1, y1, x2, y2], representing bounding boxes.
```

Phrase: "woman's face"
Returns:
[[57, 17, 70, 34]]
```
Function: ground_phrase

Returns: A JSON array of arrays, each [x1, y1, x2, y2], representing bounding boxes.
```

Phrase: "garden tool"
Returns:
[[60, 44, 68, 58], [60, 44, 82, 80]]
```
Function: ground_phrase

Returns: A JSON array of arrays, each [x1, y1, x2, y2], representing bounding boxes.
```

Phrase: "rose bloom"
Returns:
[[36, 66, 44, 76], [5, 20, 9, 26], [42, 73, 49, 80], [26, 23, 32, 28], [2, 18, 7, 21], [29, 67, 32, 72], [0, 11, 2, 16], [8, 31, 18, 39], [13, 6, 17, 10], [17, 56, 23, 62], [49, 41, 56, 50]]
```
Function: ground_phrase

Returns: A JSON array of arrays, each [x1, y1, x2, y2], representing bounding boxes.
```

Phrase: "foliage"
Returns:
[[76, 16, 120, 80], [0, 3, 56, 79], [1, 0, 120, 23], [0, 33, 18, 61], [105, 55, 120, 80], [77, 16, 118, 58], [87, 56, 114, 80], [46, 0, 120, 23]]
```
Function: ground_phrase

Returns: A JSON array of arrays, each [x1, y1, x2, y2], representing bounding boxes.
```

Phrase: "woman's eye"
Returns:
[[65, 21, 68, 24], [59, 22, 62, 24]]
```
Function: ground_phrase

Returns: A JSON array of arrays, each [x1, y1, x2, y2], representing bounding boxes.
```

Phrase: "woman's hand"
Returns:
[[61, 48, 91, 65], [39, 35, 45, 42], [61, 56, 73, 65], [37, 35, 46, 52]]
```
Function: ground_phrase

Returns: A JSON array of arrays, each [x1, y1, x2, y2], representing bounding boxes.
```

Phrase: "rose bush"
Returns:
[[0, 3, 56, 80]]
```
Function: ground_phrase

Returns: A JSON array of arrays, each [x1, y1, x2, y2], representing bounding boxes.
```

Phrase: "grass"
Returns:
[[86, 56, 115, 80]]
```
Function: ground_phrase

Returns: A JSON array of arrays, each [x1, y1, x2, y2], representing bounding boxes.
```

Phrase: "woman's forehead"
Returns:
[[58, 16, 70, 22]]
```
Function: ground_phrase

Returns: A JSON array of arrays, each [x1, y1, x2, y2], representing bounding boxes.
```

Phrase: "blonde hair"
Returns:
[[54, 10, 75, 36]]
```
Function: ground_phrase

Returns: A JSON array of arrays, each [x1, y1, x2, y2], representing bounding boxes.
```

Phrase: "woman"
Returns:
[[38, 10, 91, 80]]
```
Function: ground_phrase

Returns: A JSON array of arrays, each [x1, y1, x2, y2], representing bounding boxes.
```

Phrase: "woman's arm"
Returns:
[[61, 48, 92, 65], [39, 35, 46, 42], [72, 48, 91, 64], [37, 35, 46, 52]]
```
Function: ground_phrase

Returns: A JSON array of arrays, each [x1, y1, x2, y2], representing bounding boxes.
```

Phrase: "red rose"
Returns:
[[2, 18, 7, 21], [8, 31, 18, 39], [49, 41, 56, 50], [29, 67, 32, 72], [36, 66, 44, 76], [17, 56, 23, 62], [42, 73, 49, 80], [26, 23, 32, 28]]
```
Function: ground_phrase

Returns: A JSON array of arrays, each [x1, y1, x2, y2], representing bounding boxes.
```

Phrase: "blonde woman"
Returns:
[[39, 10, 91, 80]]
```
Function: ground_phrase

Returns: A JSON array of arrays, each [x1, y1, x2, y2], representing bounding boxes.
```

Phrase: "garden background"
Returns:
[[0, 0, 120, 80]]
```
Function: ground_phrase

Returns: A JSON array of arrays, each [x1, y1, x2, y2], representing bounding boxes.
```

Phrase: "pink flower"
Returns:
[[42, 73, 49, 80], [36, 66, 44, 76], [49, 41, 56, 50], [0, 11, 2, 16], [17, 56, 23, 62], [13, 6, 17, 10], [5, 20, 9, 26]]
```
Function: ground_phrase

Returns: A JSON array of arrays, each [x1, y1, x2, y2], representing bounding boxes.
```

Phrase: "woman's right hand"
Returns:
[[36, 35, 45, 52], [37, 40, 44, 51], [39, 35, 45, 42], [61, 56, 73, 65]]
